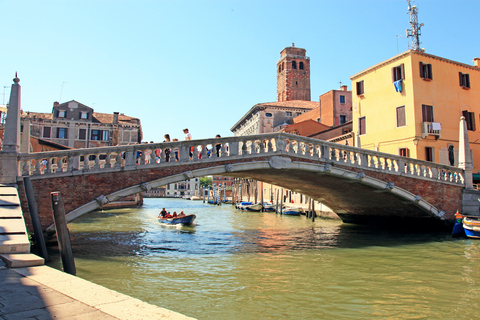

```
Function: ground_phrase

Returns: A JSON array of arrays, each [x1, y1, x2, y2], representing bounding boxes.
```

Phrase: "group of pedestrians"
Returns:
[[155, 128, 225, 162], [159, 128, 192, 162]]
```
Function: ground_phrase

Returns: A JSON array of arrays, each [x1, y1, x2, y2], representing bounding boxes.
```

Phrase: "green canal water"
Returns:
[[47, 198, 480, 320]]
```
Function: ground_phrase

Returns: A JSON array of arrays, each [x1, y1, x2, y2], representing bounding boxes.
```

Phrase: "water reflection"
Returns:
[[46, 198, 480, 320]]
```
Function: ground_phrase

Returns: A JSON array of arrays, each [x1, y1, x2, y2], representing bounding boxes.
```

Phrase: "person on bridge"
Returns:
[[215, 134, 222, 157], [172, 138, 179, 161], [183, 128, 193, 159], [164, 134, 171, 162]]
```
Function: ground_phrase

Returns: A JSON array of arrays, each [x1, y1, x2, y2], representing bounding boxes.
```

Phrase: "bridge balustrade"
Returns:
[[17, 133, 465, 186]]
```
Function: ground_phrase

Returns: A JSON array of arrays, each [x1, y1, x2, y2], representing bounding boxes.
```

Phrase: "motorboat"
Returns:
[[158, 214, 196, 226], [463, 216, 480, 238]]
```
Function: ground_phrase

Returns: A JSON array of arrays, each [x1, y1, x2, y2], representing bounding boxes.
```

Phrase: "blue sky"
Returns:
[[2, 0, 480, 142]]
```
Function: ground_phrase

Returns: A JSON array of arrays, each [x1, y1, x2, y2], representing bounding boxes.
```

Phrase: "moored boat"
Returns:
[[262, 202, 276, 212], [281, 207, 303, 216], [245, 203, 263, 212], [190, 195, 202, 201], [158, 214, 196, 226], [463, 216, 480, 238], [236, 202, 252, 210]]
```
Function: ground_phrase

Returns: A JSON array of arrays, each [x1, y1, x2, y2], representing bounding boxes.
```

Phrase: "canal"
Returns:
[[47, 198, 480, 320]]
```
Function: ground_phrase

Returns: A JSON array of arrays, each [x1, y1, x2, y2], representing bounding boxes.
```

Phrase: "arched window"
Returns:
[[292, 61, 297, 69], [278, 65, 281, 73], [299, 61, 304, 70]]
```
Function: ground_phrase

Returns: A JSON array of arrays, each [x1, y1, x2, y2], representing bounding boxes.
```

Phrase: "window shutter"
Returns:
[[392, 67, 395, 82], [419, 62, 424, 78], [427, 64, 432, 80], [400, 64, 405, 80], [459, 72, 463, 86]]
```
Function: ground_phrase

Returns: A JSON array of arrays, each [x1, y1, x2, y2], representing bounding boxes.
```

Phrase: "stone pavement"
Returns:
[[0, 184, 195, 320], [0, 260, 196, 320]]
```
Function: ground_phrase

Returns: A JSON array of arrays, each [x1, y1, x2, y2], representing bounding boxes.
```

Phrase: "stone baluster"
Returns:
[[33, 159, 42, 175], [114, 152, 123, 167], [104, 153, 112, 168], [22, 160, 31, 176], [241, 141, 248, 155], [83, 155, 90, 171], [93, 154, 101, 169]]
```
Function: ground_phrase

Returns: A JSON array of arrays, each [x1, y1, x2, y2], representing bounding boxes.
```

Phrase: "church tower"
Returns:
[[276, 44, 311, 101]]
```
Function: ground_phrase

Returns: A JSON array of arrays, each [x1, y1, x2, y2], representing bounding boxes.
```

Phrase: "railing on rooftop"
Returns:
[[17, 132, 465, 186]]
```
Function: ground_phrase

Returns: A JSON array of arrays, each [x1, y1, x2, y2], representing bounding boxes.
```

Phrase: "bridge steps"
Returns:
[[0, 185, 44, 267]]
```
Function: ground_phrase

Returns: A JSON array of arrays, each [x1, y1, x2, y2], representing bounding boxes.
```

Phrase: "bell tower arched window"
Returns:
[[299, 61, 304, 70], [292, 61, 297, 69]]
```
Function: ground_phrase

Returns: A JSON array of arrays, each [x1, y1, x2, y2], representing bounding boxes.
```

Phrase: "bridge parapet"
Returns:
[[17, 133, 465, 186]]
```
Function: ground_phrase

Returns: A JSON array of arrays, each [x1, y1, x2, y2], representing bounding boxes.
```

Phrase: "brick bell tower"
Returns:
[[276, 44, 311, 101]]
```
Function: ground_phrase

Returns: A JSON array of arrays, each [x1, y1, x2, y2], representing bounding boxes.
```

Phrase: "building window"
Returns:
[[339, 95, 346, 104], [396, 106, 406, 127], [359, 117, 366, 135], [79, 128, 86, 140], [278, 65, 281, 73], [422, 104, 434, 122], [292, 61, 297, 69], [462, 110, 476, 131], [80, 112, 89, 119], [419, 62, 433, 80], [399, 148, 409, 157], [356, 80, 364, 95], [57, 128, 67, 139], [299, 62, 304, 70], [43, 127, 51, 138], [339, 115, 347, 124], [392, 64, 405, 82], [425, 147, 434, 162], [286, 112, 292, 117], [91, 129, 109, 141], [459, 72, 470, 89], [265, 113, 272, 117], [57, 110, 66, 118]]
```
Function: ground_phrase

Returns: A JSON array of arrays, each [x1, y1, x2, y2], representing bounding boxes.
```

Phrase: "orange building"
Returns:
[[350, 50, 480, 172]]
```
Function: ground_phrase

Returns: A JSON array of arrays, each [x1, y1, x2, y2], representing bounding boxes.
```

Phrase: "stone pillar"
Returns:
[[0, 76, 22, 184], [20, 118, 30, 153], [458, 116, 474, 189]]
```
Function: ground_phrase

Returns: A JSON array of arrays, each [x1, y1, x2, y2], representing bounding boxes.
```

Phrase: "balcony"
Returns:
[[422, 122, 441, 139]]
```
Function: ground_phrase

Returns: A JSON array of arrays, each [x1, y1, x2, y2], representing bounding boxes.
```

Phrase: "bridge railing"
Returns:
[[17, 133, 465, 186]]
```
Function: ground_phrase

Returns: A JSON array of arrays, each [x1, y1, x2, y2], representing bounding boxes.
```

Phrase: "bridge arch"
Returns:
[[43, 156, 449, 231]]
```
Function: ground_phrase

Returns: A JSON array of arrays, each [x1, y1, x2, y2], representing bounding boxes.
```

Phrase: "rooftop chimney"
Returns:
[[474, 57, 480, 68], [341, 85, 348, 91], [113, 112, 119, 124], [53, 101, 59, 107]]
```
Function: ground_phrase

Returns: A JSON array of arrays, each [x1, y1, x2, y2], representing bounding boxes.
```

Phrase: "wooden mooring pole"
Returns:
[[23, 177, 48, 260], [50, 191, 76, 275]]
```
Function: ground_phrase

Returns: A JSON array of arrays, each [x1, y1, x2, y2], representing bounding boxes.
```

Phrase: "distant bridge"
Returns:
[[14, 132, 472, 230]]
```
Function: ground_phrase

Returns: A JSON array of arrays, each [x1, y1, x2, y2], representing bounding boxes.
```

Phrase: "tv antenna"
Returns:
[[59, 81, 66, 102], [406, 0, 424, 51]]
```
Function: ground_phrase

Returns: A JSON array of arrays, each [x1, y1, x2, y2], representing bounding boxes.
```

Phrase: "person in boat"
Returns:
[[165, 212, 173, 218], [178, 211, 186, 218], [158, 208, 168, 218], [172, 212, 178, 218]]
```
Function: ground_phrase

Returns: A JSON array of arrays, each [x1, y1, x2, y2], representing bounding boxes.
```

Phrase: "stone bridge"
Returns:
[[1, 77, 478, 233], [12, 132, 473, 231]]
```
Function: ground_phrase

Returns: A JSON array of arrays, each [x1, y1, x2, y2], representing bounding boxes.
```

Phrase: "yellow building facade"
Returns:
[[350, 50, 480, 172]]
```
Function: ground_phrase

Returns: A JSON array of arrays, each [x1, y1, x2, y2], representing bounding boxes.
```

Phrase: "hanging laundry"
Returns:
[[394, 79, 402, 93], [432, 122, 441, 131]]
